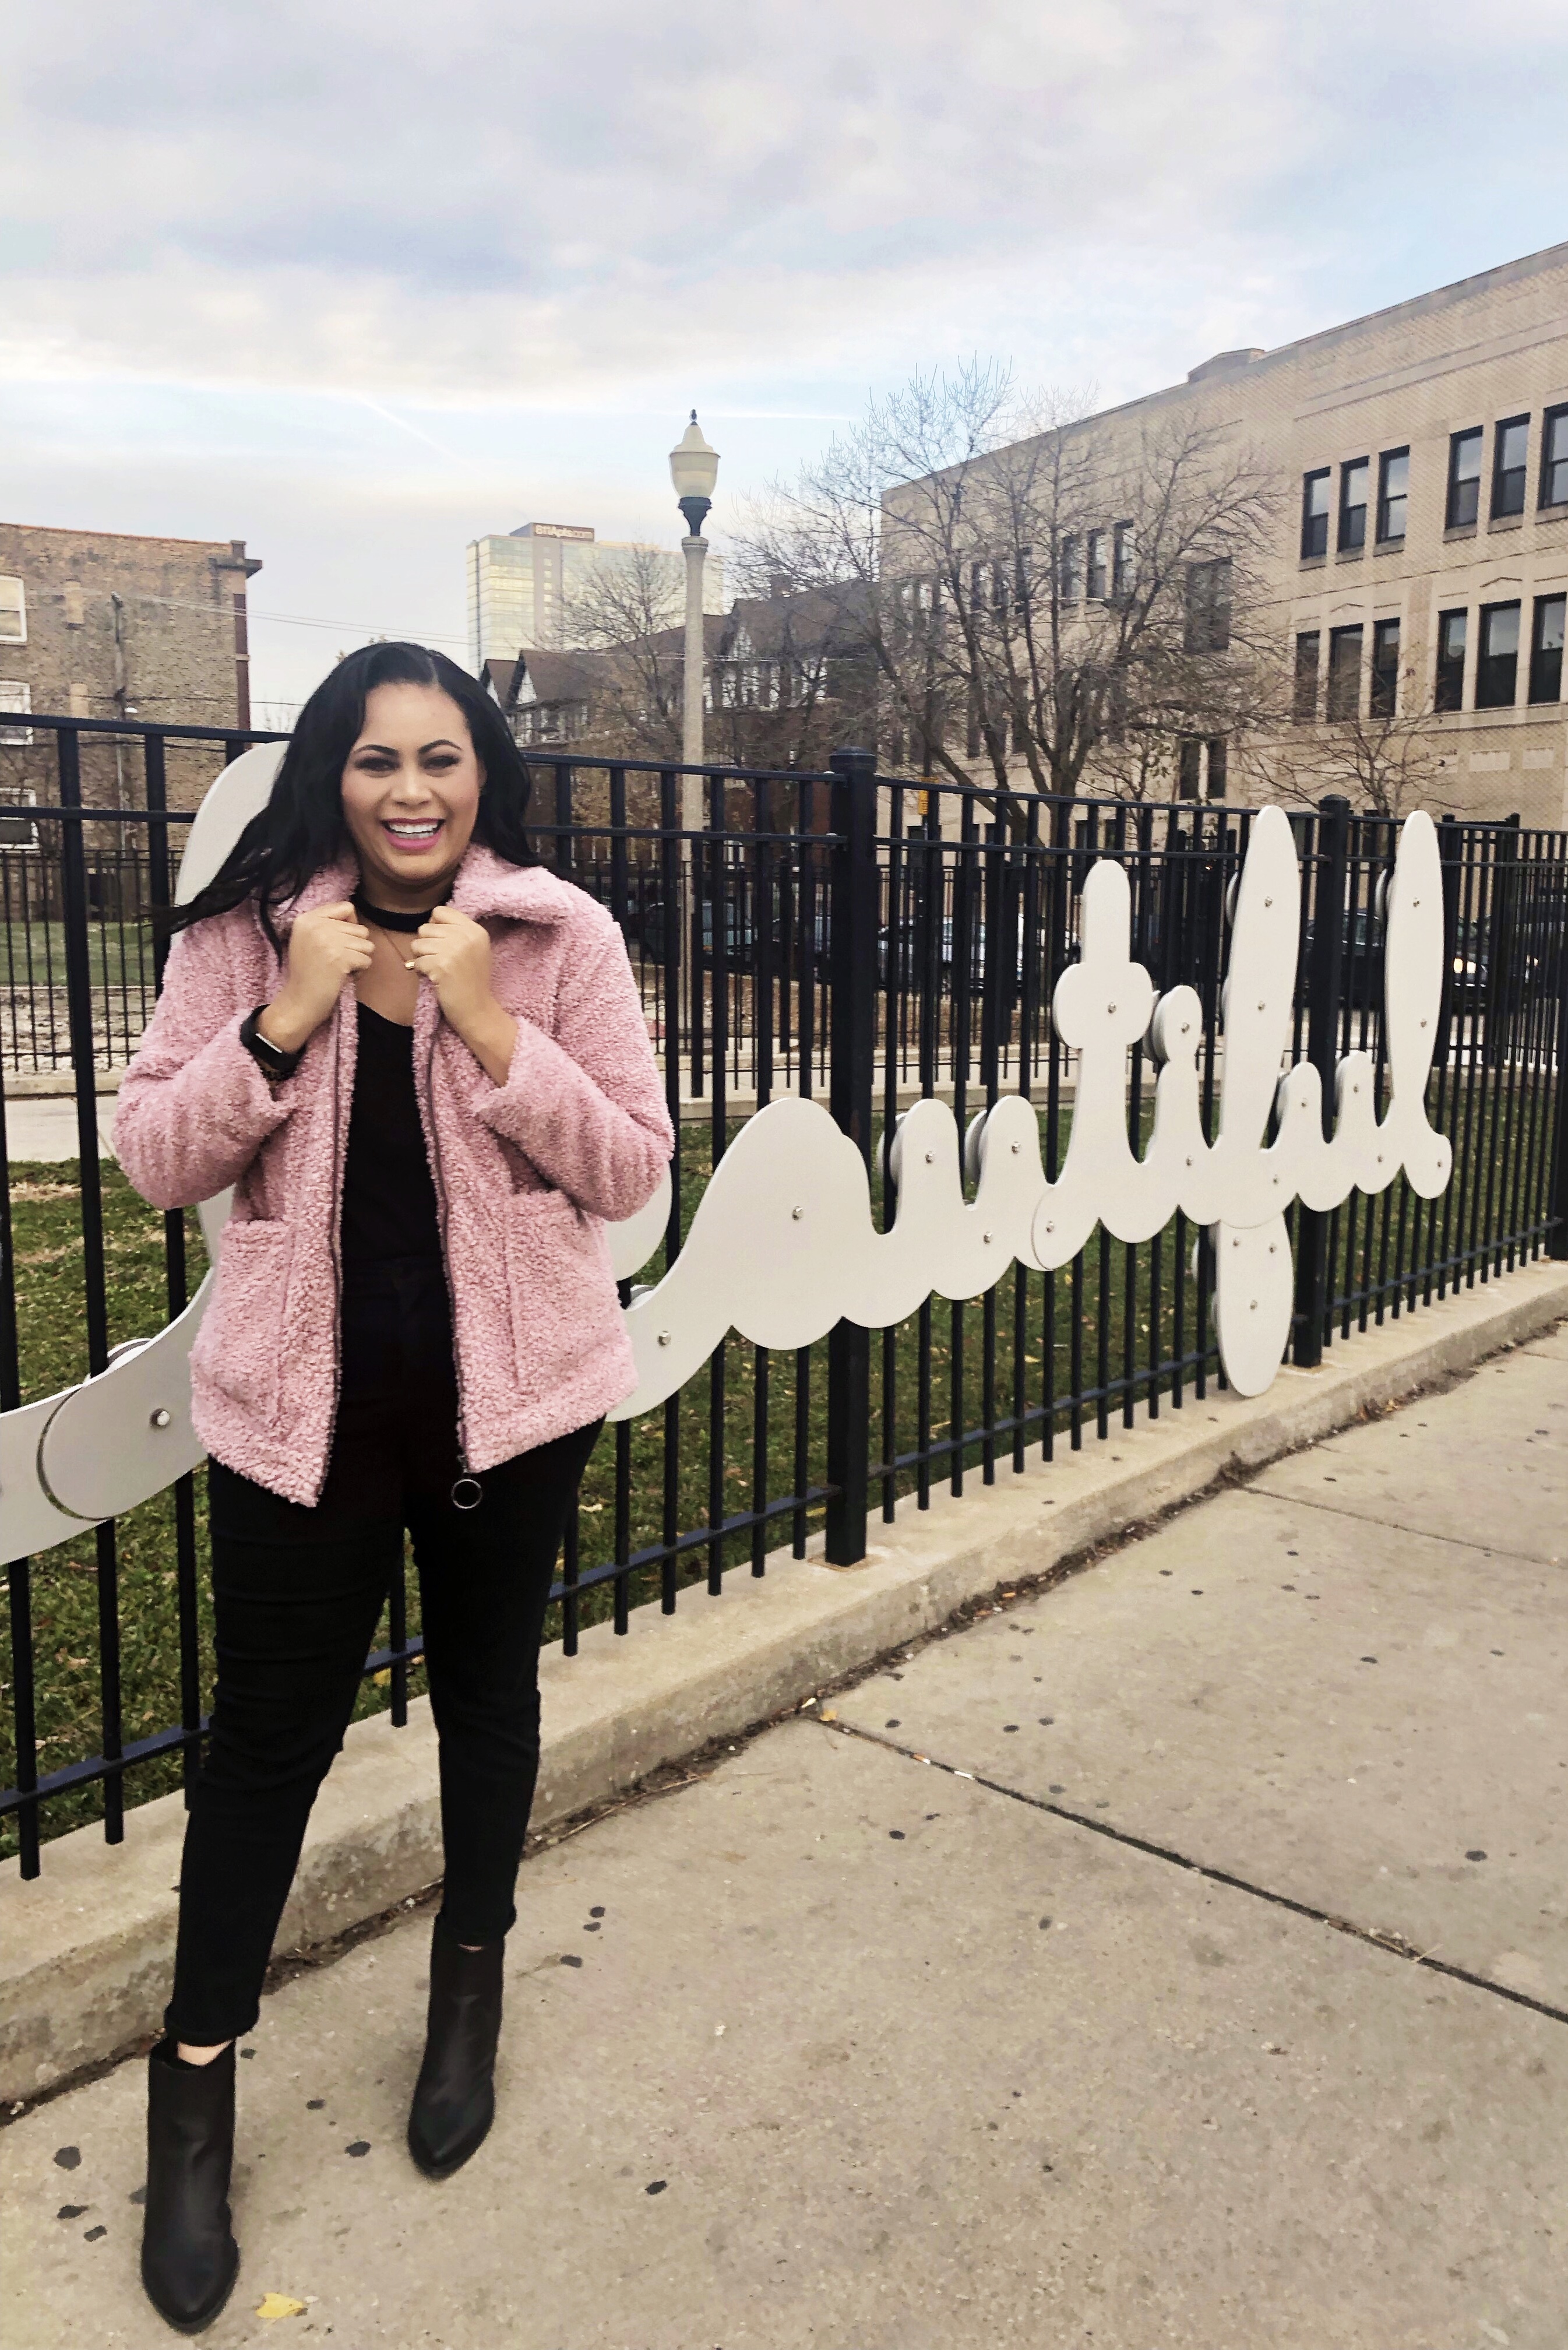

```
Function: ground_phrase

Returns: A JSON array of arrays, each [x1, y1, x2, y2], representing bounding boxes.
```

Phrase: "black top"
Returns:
[[340, 1002, 443, 1266]]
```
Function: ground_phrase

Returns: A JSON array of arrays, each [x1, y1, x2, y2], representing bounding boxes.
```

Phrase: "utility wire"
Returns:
[[27, 585, 468, 650]]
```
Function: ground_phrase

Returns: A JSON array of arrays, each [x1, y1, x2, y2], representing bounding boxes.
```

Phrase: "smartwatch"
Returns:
[[239, 1005, 305, 1083]]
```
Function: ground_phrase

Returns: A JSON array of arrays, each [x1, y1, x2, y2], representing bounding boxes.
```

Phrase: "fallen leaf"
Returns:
[[256, 2292, 308, 2321]]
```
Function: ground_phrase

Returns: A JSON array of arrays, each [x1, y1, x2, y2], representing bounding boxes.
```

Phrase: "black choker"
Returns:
[[352, 889, 449, 934]]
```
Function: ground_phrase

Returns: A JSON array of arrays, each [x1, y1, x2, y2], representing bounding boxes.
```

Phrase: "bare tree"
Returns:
[[556, 540, 875, 774], [558, 544, 687, 759], [1266, 659, 1463, 818], [737, 364, 1282, 822]]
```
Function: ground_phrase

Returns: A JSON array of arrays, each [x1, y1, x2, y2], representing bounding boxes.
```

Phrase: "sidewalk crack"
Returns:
[[814, 1717, 1568, 2029], [1239, 1481, 1559, 1568]]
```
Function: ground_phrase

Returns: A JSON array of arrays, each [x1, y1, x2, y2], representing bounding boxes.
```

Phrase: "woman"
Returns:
[[115, 641, 671, 2333]]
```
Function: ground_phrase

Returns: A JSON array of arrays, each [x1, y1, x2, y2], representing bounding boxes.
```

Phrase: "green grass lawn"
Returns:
[[1, 915, 160, 1070], [1, 916, 157, 996]]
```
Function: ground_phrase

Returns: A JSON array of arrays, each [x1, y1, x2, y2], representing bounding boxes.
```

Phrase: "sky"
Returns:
[[2, 0, 1565, 716]]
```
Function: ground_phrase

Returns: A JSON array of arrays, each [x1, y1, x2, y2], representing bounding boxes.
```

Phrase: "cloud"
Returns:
[[6, 0, 1560, 404], [3, 0, 1563, 709]]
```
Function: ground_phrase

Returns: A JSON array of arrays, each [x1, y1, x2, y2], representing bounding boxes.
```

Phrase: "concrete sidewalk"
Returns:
[[4, 1329, 1565, 2349], [5, 1094, 116, 1159]]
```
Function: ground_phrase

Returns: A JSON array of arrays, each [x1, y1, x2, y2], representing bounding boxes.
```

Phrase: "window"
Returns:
[[1185, 557, 1232, 653], [1376, 449, 1409, 544], [1293, 630, 1321, 722], [0, 575, 24, 644], [1086, 530, 1109, 600], [0, 783, 38, 843], [1446, 428, 1483, 529], [1435, 610, 1468, 710], [1327, 624, 1363, 720], [0, 681, 33, 746], [1177, 737, 1203, 798], [1301, 469, 1330, 558], [1491, 416, 1530, 519], [1528, 593, 1565, 704], [1370, 618, 1401, 718], [1475, 601, 1521, 709], [1058, 534, 1081, 601], [1338, 458, 1369, 552], [1541, 406, 1568, 509], [1204, 737, 1228, 800], [1112, 521, 1135, 598]]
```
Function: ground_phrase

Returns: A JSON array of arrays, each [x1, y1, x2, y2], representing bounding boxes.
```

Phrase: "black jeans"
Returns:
[[165, 1257, 600, 2046]]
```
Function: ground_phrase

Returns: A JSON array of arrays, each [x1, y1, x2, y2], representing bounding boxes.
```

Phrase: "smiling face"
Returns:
[[339, 681, 484, 908]]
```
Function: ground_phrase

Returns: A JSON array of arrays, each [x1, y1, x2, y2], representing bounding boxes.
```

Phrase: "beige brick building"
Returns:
[[0, 523, 263, 815], [894, 242, 1567, 825], [1251, 240, 1566, 825]]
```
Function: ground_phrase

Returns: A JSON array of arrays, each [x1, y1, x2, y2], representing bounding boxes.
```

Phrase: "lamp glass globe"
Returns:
[[669, 411, 720, 501]]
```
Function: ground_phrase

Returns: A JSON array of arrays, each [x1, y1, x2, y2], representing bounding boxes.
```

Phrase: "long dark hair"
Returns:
[[169, 641, 539, 941]]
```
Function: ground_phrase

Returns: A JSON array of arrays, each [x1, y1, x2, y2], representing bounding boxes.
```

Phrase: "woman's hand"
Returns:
[[406, 905, 519, 1085], [259, 903, 372, 1054]]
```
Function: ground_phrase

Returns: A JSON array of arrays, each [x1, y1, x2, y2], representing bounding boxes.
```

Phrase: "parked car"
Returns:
[[1298, 906, 1384, 1014], [634, 894, 829, 974], [1448, 921, 1489, 1015], [877, 915, 1030, 997]]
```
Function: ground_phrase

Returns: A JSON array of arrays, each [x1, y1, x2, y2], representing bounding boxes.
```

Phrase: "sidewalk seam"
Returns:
[[819, 1718, 1568, 2030], [1236, 1481, 1563, 1567]]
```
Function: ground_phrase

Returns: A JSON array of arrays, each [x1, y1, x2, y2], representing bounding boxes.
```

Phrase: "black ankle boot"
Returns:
[[407, 1918, 504, 2180], [140, 2039, 239, 2334]]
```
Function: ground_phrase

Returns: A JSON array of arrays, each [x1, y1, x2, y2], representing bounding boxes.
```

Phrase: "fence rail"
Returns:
[[4, 713, 1567, 1872]]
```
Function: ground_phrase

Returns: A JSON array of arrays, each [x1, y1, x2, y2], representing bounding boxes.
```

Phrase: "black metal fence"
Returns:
[[4, 713, 1567, 1873]]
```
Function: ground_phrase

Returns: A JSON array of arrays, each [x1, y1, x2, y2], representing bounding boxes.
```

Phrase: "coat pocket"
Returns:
[[192, 1219, 293, 1423], [502, 1187, 622, 1381]]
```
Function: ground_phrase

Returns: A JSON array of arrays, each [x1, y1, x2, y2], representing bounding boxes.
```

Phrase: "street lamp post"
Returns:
[[669, 411, 719, 833]]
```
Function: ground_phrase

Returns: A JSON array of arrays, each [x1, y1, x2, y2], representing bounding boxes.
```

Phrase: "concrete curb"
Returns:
[[5, 1070, 129, 1099], [5, 1258, 1567, 2101]]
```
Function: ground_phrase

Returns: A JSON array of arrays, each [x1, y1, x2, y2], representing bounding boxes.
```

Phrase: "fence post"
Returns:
[[1549, 845, 1568, 1259], [57, 730, 111, 1380], [1292, 794, 1351, 1367], [825, 744, 878, 1566]]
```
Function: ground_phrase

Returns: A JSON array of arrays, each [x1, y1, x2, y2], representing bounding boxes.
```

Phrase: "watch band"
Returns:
[[239, 1005, 305, 1082]]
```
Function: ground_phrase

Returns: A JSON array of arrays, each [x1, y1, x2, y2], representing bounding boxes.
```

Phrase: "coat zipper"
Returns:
[[421, 1016, 482, 1509]]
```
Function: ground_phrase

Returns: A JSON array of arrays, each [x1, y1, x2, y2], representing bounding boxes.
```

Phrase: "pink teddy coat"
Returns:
[[115, 845, 674, 1507]]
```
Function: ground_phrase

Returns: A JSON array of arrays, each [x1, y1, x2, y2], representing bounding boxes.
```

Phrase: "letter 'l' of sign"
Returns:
[[0, 765, 1452, 1564]]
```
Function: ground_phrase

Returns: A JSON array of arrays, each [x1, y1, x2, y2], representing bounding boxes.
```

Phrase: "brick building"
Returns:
[[889, 242, 1568, 824], [0, 523, 263, 816]]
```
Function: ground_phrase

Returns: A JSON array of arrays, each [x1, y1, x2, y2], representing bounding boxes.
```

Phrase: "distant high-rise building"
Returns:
[[466, 522, 725, 671]]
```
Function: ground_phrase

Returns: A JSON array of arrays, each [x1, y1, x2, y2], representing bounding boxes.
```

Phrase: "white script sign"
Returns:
[[0, 752, 1451, 1563]]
